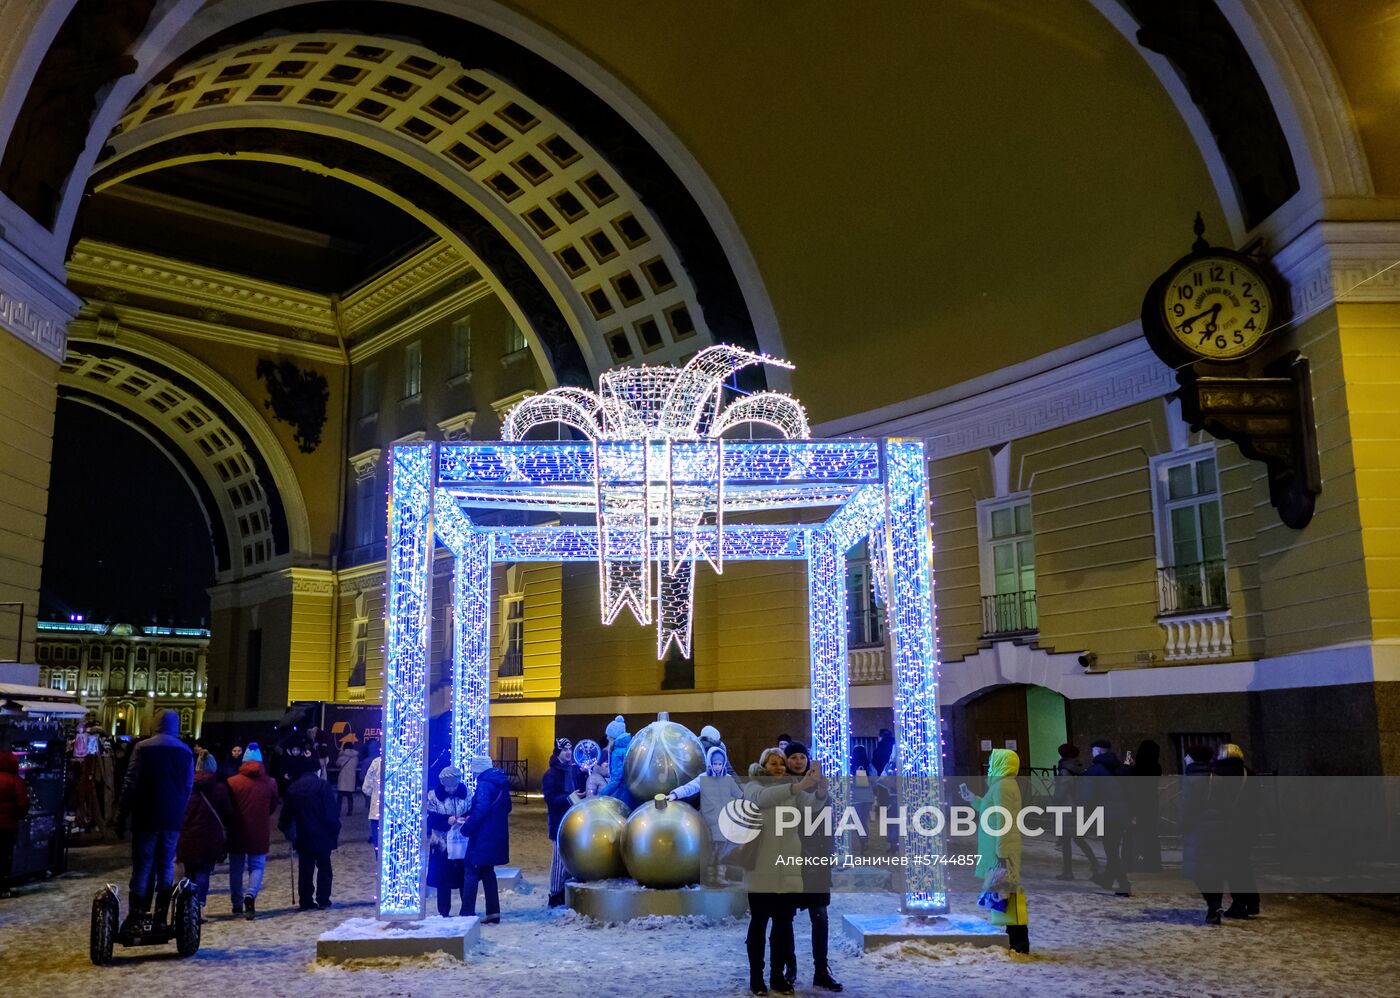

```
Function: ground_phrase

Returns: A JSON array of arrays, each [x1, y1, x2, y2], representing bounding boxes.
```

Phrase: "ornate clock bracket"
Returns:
[[1173, 351, 1320, 528]]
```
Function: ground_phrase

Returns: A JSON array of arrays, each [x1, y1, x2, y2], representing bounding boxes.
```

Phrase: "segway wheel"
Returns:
[[174, 886, 201, 957], [90, 890, 118, 965]]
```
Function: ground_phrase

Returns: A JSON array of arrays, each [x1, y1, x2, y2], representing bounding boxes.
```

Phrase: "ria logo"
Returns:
[[718, 799, 764, 844]]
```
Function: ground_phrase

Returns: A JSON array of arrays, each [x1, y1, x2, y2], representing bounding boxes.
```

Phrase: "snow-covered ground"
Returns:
[[2, 800, 1396, 997]]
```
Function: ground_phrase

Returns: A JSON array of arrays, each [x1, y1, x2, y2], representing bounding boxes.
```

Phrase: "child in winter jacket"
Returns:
[[667, 745, 743, 883]]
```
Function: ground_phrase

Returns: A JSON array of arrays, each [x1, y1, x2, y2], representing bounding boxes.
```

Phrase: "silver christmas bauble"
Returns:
[[623, 720, 705, 801]]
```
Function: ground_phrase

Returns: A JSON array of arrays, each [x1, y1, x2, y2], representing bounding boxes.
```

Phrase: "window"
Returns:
[[349, 593, 368, 688], [354, 472, 379, 548], [358, 362, 380, 418], [448, 316, 472, 379], [845, 539, 884, 648], [1154, 448, 1227, 613], [505, 320, 527, 355], [402, 341, 422, 399], [978, 497, 1037, 634], [499, 595, 524, 677]]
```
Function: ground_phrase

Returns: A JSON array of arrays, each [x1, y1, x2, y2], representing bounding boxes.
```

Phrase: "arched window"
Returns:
[[133, 668, 148, 691], [179, 708, 193, 734], [156, 670, 170, 694], [111, 668, 126, 691], [182, 671, 195, 694]]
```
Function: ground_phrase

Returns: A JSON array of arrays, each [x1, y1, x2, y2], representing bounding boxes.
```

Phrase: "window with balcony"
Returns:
[[978, 496, 1037, 635], [845, 539, 885, 648], [499, 594, 524, 677], [1154, 449, 1227, 615]]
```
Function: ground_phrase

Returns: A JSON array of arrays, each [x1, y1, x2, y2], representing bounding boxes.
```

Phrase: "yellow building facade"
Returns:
[[0, 2, 1397, 784]]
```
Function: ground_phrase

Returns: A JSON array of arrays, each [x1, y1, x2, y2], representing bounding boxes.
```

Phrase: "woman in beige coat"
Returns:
[[743, 747, 818, 995]]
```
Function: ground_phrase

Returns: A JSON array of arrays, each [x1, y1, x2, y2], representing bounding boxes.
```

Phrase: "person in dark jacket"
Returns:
[[1080, 739, 1131, 895], [872, 729, 896, 776], [1125, 739, 1163, 872], [781, 743, 841, 993], [226, 742, 279, 918], [279, 756, 342, 910], [543, 738, 586, 907], [426, 765, 470, 917], [1182, 743, 1260, 923], [0, 751, 32, 898], [461, 755, 512, 923], [1053, 744, 1099, 880], [117, 708, 194, 930], [177, 766, 234, 912], [217, 743, 243, 781]]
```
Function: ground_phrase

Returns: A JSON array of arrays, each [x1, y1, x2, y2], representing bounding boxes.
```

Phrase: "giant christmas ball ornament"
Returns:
[[621, 794, 712, 888], [558, 795, 629, 881], [624, 720, 705, 801]]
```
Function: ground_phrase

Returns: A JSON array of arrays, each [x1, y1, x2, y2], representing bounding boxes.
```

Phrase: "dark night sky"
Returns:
[[40, 399, 216, 626]]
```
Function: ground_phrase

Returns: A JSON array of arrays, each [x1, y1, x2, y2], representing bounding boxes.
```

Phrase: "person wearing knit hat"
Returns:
[[600, 716, 635, 808], [426, 765, 469, 916], [699, 725, 736, 777], [782, 741, 840, 991], [460, 754, 511, 922], [243, 743, 263, 764], [543, 738, 586, 907]]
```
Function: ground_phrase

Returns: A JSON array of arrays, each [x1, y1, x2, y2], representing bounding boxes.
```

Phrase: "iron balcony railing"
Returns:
[[981, 590, 1037, 636], [1157, 559, 1228, 615]]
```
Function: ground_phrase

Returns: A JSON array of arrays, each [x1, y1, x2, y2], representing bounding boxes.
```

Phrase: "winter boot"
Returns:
[[153, 887, 174, 930], [749, 974, 768, 997], [1007, 925, 1030, 954], [121, 894, 150, 937], [244, 893, 256, 920], [1205, 907, 1222, 925], [813, 963, 844, 991]]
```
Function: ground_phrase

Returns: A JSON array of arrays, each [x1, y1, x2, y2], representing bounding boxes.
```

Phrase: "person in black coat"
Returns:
[[461, 755, 512, 923], [781, 743, 842, 993], [1126, 739, 1163, 872], [1080, 739, 1131, 895], [278, 756, 342, 910], [872, 729, 896, 776], [117, 708, 194, 929], [542, 739, 586, 907], [1182, 743, 1260, 924]]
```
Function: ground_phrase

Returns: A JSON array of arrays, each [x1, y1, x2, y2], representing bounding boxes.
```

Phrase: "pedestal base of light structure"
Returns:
[[316, 915, 480, 962], [842, 912, 1005, 952], [496, 866, 525, 892], [566, 880, 749, 922]]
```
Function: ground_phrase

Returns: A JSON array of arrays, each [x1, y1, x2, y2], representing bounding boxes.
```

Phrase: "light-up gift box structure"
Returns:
[[378, 347, 947, 917]]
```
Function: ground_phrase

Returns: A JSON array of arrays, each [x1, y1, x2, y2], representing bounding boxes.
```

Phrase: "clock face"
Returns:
[[1161, 256, 1273, 361]]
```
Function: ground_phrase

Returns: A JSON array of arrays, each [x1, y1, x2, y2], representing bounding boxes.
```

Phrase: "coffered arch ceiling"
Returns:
[[89, 31, 746, 384], [57, 329, 313, 581]]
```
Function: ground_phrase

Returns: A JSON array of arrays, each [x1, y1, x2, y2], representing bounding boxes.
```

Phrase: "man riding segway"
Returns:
[[92, 708, 199, 963]]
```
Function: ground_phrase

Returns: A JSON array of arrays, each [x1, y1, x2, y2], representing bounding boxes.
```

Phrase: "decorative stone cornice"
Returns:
[[490, 389, 536, 418], [341, 241, 473, 331], [436, 410, 477, 441], [814, 322, 1175, 460], [67, 303, 344, 365], [346, 273, 493, 364], [0, 236, 81, 361], [1270, 219, 1400, 316], [208, 567, 336, 611], [349, 448, 382, 483], [392, 431, 428, 445], [68, 239, 336, 338]]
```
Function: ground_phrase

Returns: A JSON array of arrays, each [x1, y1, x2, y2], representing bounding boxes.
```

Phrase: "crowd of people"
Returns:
[[3, 707, 1266, 992]]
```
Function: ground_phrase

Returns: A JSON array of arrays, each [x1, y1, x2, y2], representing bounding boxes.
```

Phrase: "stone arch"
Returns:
[[57, 326, 313, 578], [87, 29, 745, 379]]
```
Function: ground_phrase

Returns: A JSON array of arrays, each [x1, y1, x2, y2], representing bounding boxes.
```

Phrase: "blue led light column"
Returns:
[[379, 443, 433, 920], [452, 528, 491, 791], [806, 528, 852, 857], [882, 439, 948, 914]]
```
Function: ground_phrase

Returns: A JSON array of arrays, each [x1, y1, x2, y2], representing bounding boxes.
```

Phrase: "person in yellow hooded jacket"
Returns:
[[960, 748, 1029, 953]]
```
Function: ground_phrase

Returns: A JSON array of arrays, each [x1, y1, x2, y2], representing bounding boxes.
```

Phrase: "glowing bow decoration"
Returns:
[[503, 346, 808, 658]]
